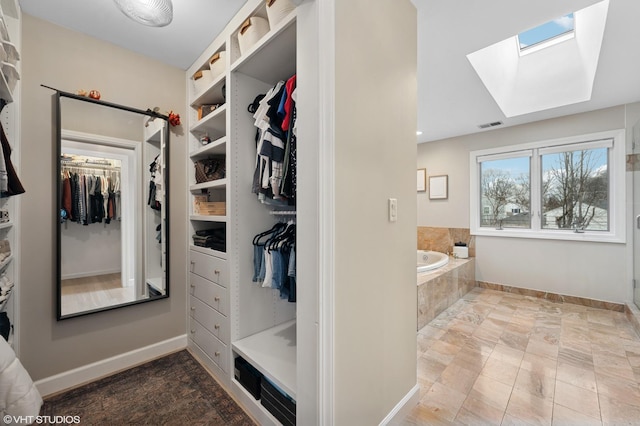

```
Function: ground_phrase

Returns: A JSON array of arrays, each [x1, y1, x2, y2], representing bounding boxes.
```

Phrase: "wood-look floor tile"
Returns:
[[520, 352, 557, 379], [514, 368, 556, 401], [555, 361, 597, 393], [505, 388, 553, 426], [409, 288, 640, 425], [599, 393, 640, 425], [468, 374, 513, 411], [553, 380, 600, 420], [595, 372, 640, 408], [490, 343, 525, 367], [401, 403, 454, 426], [456, 395, 505, 425], [437, 363, 479, 395], [481, 356, 520, 387], [417, 355, 448, 382], [551, 403, 602, 426], [419, 381, 467, 422], [525, 338, 559, 360]]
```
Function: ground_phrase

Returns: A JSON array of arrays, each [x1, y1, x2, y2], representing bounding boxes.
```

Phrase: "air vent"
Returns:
[[478, 121, 503, 129]]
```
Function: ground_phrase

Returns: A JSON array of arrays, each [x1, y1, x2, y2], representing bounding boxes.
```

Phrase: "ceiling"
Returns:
[[19, 0, 640, 143], [18, 0, 247, 70]]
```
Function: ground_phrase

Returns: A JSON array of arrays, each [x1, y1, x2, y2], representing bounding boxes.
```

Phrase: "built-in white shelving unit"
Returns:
[[0, 0, 20, 354], [186, 1, 299, 424]]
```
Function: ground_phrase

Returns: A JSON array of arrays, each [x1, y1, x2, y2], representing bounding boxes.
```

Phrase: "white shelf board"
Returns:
[[231, 12, 297, 85], [189, 245, 227, 260], [191, 72, 226, 107], [232, 319, 297, 399], [190, 136, 227, 159], [190, 215, 227, 222], [189, 178, 228, 192], [144, 125, 162, 144], [190, 104, 226, 135]]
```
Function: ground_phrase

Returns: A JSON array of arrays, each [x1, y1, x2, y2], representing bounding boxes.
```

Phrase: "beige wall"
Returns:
[[334, 0, 417, 423], [417, 105, 638, 303], [20, 14, 187, 380]]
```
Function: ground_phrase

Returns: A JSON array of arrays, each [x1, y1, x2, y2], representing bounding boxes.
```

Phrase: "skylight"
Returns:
[[518, 13, 574, 51]]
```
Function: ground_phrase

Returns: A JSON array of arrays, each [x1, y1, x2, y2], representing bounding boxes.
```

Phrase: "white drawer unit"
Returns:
[[190, 295, 230, 344], [189, 272, 229, 316], [189, 249, 228, 287], [190, 316, 228, 373]]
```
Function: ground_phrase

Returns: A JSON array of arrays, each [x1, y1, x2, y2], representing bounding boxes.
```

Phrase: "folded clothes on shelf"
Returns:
[[192, 228, 226, 252]]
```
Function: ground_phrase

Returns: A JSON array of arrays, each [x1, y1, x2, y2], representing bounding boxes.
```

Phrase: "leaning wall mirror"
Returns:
[[53, 89, 170, 319]]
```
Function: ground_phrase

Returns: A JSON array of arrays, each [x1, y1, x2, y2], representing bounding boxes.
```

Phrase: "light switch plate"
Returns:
[[389, 198, 397, 222]]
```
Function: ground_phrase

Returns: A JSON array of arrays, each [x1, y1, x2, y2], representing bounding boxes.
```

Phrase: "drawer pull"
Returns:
[[214, 324, 220, 330], [190, 307, 196, 311], [190, 284, 196, 288], [190, 329, 195, 334], [214, 351, 220, 357], [214, 296, 220, 302]]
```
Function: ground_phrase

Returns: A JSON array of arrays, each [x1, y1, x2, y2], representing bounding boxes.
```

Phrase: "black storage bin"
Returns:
[[260, 377, 296, 426], [234, 357, 262, 400]]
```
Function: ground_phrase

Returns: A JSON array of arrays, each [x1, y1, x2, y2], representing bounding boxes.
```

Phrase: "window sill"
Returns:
[[471, 227, 625, 244]]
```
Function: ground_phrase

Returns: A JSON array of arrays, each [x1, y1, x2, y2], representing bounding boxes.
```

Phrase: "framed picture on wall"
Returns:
[[429, 175, 448, 199], [417, 168, 426, 192]]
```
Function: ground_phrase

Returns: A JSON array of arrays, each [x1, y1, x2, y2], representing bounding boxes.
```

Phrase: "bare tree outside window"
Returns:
[[479, 157, 530, 228], [542, 147, 608, 231]]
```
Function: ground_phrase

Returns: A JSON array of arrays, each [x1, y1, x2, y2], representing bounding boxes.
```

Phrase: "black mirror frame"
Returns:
[[53, 89, 170, 320]]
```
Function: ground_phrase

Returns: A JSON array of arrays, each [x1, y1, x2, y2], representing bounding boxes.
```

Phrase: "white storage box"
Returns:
[[266, 0, 296, 27], [237, 17, 270, 55], [208, 51, 226, 80], [2, 41, 18, 65], [1, 62, 19, 93], [192, 69, 213, 94]]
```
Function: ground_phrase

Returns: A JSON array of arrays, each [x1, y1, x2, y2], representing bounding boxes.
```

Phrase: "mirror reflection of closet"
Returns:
[[55, 91, 169, 319]]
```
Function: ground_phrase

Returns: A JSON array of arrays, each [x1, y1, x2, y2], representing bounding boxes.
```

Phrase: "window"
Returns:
[[518, 13, 575, 51], [470, 130, 625, 243], [479, 154, 530, 229]]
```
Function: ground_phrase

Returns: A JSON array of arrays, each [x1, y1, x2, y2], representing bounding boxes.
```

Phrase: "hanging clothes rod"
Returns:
[[41, 84, 169, 120], [61, 161, 120, 170], [269, 210, 296, 216]]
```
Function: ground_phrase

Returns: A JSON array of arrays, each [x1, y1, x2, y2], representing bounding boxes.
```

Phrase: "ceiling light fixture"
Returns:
[[113, 0, 173, 27]]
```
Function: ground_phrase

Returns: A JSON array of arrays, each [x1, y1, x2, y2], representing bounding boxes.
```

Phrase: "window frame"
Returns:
[[470, 130, 625, 243]]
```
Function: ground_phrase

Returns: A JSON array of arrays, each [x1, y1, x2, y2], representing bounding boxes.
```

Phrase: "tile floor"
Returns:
[[402, 287, 640, 425]]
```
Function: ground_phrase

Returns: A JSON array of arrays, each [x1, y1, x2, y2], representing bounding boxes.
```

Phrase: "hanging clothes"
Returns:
[[148, 155, 162, 211], [0, 122, 24, 197], [60, 162, 121, 225], [252, 221, 296, 303], [249, 74, 297, 207]]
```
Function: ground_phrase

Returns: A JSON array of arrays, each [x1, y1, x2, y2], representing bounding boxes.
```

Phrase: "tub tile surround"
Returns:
[[417, 258, 476, 330], [418, 226, 476, 257]]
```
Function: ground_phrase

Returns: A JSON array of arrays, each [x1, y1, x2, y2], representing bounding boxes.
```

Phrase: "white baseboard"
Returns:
[[379, 384, 420, 426], [35, 335, 188, 397]]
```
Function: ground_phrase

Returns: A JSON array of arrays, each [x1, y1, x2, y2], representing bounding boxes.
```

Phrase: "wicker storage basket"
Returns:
[[266, 0, 296, 27], [194, 156, 225, 183], [237, 17, 270, 55]]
